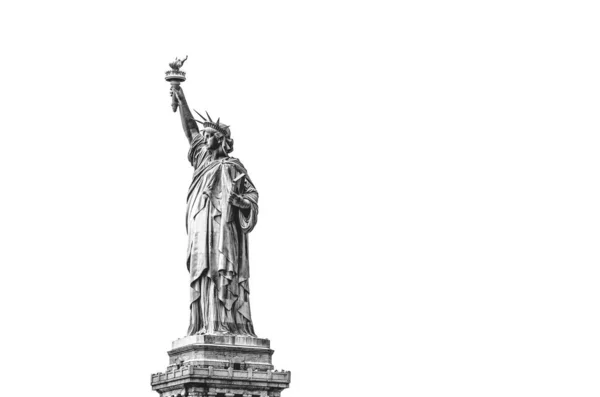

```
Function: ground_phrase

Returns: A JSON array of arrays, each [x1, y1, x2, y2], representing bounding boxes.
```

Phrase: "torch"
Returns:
[[165, 56, 188, 112]]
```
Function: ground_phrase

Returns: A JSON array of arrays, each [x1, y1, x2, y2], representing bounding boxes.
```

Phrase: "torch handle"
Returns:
[[170, 81, 181, 113]]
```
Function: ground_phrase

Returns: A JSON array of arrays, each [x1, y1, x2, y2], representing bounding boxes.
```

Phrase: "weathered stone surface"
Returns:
[[151, 361, 291, 397], [168, 335, 274, 371], [152, 335, 289, 396], [172, 335, 270, 350]]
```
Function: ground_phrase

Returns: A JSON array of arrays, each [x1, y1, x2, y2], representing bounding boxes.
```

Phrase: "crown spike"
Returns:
[[205, 111, 213, 123], [216, 117, 220, 126], [193, 109, 206, 121]]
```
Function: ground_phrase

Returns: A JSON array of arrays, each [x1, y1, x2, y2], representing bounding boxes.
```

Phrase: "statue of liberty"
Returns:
[[170, 83, 258, 337]]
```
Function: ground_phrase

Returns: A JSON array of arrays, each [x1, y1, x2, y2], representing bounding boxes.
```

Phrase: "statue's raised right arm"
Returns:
[[171, 86, 200, 144]]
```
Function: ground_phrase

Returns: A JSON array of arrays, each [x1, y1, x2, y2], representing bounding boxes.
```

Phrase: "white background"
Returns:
[[0, 1, 599, 396]]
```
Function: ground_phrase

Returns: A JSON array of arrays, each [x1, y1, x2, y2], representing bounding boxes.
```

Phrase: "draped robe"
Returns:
[[185, 133, 258, 336]]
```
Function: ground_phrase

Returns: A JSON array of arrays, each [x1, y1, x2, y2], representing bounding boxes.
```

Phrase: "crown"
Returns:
[[193, 110, 230, 136]]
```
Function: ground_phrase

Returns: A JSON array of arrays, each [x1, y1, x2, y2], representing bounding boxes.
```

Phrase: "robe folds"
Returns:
[[185, 133, 258, 336]]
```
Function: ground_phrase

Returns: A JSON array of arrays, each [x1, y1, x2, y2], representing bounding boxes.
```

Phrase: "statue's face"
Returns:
[[204, 129, 220, 151]]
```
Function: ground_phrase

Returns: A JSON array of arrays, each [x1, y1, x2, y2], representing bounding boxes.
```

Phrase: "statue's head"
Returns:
[[202, 125, 233, 154], [194, 111, 234, 154], [194, 110, 234, 155]]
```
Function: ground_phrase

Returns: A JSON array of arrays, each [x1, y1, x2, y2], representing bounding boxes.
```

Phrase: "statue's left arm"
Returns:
[[230, 178, 259, 234]]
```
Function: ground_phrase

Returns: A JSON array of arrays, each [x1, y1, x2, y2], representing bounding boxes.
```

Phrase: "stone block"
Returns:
[[168, 335, 274, 371]]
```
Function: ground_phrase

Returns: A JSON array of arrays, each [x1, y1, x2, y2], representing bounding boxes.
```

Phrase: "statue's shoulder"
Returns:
[[225, 156, 244, 167], [223, 157, 256, 189], [224, 157, 250, 174]]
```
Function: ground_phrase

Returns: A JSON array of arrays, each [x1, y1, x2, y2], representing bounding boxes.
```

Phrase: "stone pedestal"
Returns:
[[151, 335, 291, 397]]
